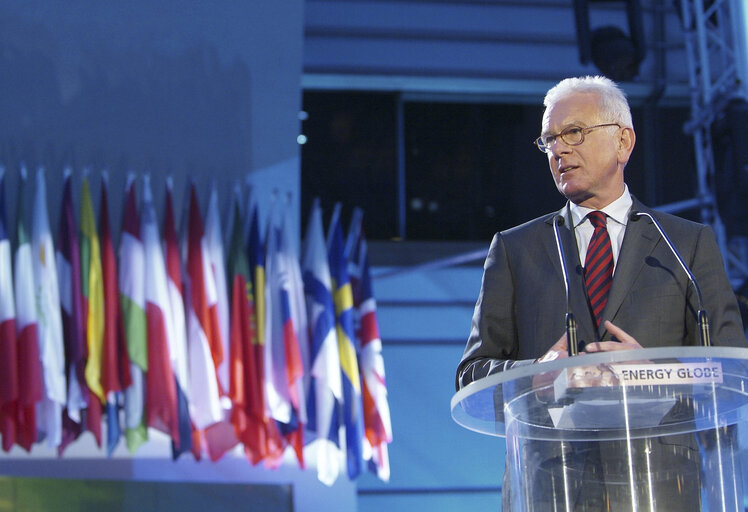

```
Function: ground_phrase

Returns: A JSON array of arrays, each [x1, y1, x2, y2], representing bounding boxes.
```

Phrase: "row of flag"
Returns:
[[0, 165, 392, 484]]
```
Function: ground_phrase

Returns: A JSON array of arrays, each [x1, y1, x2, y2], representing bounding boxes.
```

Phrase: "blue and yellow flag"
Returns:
[[327, 205, 363, 480]]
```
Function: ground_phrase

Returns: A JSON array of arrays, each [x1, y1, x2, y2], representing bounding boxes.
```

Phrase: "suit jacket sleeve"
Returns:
[[456, 232, 524, 390], [688, 223, 745, 347]]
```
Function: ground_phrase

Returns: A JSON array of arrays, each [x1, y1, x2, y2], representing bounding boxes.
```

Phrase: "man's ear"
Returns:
[[617, 126, 636, 164]]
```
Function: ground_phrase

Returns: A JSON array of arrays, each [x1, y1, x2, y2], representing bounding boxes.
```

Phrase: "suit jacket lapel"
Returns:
[[600, 200, 660, 339]]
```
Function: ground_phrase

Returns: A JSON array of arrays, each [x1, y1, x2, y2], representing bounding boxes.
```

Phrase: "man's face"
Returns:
[[541, 92, 631, 209]]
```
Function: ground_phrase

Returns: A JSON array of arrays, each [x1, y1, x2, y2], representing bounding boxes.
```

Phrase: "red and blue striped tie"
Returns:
[[584, 211, 613, 329]]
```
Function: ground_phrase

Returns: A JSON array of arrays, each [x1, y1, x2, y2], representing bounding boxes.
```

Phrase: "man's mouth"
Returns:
[[559, 165, 578, 174]]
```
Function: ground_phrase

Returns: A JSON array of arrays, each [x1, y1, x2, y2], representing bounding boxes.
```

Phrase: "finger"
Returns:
[[583, 342, 599, 353], [595, 341, 631, 351], [604, 320, 639, 345], [584, 340, 628, 352], [583, 341, 609, 353], [553, 332, 568, 350], [584, 340, 642, 354]]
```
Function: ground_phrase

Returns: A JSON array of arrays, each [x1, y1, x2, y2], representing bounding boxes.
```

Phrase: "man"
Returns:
[[456, 76, 746, 510]]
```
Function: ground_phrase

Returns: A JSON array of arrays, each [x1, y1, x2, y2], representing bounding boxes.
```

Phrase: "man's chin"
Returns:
[[558, 185, 591, 205]]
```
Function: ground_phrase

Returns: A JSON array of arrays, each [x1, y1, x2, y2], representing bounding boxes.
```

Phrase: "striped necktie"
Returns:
[[584, 211, 613, 329]]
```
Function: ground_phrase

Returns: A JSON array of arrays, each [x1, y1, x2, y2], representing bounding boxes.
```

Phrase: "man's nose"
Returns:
[[550, 137, 571, 156]]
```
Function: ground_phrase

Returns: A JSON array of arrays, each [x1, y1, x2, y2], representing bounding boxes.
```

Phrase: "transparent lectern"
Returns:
[[451, 346, 748, 511]]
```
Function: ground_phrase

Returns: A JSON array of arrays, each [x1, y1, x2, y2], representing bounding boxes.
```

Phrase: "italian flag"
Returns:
[[119, 175, 148, 453]]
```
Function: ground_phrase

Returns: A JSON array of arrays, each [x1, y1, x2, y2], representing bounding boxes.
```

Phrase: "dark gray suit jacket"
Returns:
[[457, 198, 746, 387]]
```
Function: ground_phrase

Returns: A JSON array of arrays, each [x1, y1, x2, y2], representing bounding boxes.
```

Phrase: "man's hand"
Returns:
[[532, 333, 570, 399], [535, 332, 571, 363], [583, 320, 643, 353], [533, 323, 642, 397]]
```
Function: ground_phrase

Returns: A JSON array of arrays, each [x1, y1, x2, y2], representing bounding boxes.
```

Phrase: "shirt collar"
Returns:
[[570, 184, 633, 228]]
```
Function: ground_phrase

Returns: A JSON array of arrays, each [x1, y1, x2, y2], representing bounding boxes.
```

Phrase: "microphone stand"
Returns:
[[630, 211, 712, 347], [553, 215, 579, 356]]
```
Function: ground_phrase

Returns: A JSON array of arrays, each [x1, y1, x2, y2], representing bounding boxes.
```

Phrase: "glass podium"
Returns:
[[451, 347, 748, 511]]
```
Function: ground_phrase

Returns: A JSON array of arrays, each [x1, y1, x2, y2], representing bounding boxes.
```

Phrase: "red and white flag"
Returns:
[[185, 184, 229, 460], [0, 166, 18, 451], [204, 184, 230, 397], [13, 166, 42, 451], [142, 175, 179, 444]]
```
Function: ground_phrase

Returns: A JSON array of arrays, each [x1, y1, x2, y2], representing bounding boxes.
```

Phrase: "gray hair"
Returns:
[[543, 75, 633, 128]]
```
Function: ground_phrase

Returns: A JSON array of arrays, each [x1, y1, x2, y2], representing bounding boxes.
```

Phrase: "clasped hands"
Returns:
[[532, 321, 643, 396], [536, 320, 643, 364]]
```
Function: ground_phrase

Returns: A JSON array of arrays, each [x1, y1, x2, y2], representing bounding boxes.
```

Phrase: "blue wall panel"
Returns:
[[357, 344, 506, 500]]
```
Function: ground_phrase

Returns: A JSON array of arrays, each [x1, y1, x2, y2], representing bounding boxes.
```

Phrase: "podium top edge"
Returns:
[[451, 345, 748, 410]]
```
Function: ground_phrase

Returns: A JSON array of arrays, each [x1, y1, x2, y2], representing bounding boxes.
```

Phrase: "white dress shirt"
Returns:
[[569, 185, 633, 275]]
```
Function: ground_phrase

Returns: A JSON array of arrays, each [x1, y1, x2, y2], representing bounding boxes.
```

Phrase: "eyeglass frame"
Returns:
[[534, 123, 621, 153]]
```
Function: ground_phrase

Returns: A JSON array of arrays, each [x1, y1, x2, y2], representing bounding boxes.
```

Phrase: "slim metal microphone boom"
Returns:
[[629, 210, 712, 347], [553, 215, 579, 356]]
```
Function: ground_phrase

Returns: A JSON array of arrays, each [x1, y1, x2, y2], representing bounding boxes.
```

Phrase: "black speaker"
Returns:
[[574, 0, 646, 82]]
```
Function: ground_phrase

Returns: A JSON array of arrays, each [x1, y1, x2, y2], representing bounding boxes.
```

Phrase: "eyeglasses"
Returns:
[[534, 123, 620, 153]]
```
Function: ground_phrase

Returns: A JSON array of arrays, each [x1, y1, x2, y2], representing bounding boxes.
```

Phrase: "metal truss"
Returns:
[[676, 0, 748, 286]]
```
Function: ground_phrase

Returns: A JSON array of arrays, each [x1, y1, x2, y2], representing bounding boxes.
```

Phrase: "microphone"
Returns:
[[553, 214, 579, 356], [629, 210, 711, 347]]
